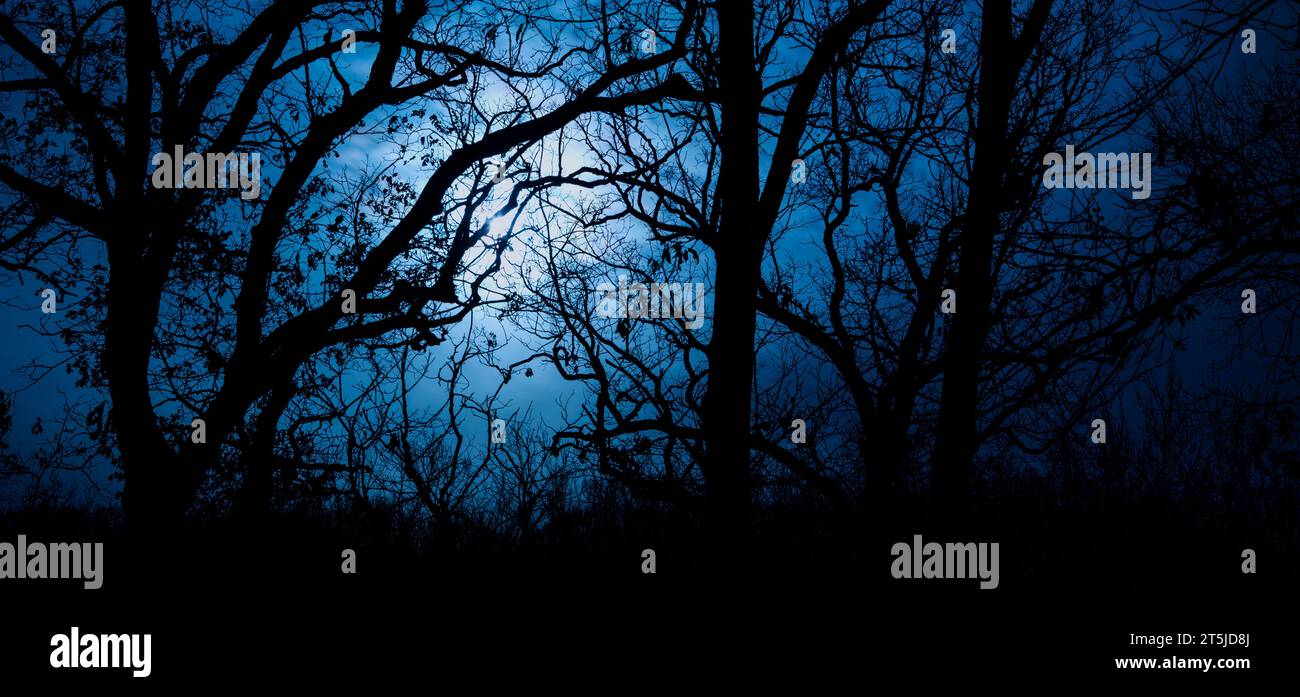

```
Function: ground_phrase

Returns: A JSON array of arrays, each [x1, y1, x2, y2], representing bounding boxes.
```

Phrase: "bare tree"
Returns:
[[0, 0, 700, 534], [513, 0, 1296, 540]]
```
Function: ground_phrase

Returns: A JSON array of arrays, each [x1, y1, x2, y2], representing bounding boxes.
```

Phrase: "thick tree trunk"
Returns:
[[698, 0, 764, 556], [863, 410, 908, 510], [931, 0, 1017, 521], [105, 245, 190, 535], [237, 382, 295, 518], [700, 247, 760, 552]]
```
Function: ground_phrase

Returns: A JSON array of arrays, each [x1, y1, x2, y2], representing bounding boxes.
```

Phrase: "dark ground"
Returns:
[[0, 500, 1293, 686]]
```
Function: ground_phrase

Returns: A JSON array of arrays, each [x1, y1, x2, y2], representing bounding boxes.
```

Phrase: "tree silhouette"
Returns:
[[0, 0, 698, 535], [0, 0, 1294, 567]]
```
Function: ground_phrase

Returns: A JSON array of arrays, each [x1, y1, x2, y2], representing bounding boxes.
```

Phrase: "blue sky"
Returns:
[[0, 0, 1294, 504]]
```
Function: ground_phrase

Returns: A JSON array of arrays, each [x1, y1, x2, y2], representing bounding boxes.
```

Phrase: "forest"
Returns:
[[0, 0, 1295, 597]]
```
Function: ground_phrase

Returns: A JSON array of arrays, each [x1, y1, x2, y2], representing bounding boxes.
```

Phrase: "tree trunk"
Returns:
[[700, 246, 760, 553], [930, 0, 1016, 521], [698, 0, 763, 557], [237, 382, 295, 519], [105, 244, 190, 535]]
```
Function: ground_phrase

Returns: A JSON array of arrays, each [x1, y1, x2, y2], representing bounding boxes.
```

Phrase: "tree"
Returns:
[[519, 0, 1296, 541], [0, 0, 699, 534]]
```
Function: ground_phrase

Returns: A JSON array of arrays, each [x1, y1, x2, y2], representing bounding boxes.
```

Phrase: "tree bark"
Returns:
[[106, 243, 191, 535], [699, 0, 763, 556], [931, 0, 1053, 521]]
